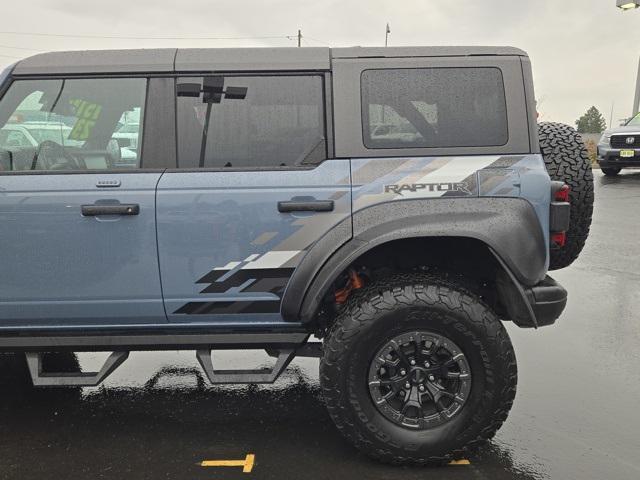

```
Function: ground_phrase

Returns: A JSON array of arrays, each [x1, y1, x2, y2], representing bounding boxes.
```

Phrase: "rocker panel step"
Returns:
[[196, 348, 295, 384], [26, 351, 129, 387]]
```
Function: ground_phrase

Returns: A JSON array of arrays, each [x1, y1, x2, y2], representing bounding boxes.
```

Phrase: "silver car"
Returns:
[[597, 112, 640, 175]]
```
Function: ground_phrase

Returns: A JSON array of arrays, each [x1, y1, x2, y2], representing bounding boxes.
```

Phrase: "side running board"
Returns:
[[23, 334, 314, 388], [196, 349, 296, 384], [25, 351, 129, 387]]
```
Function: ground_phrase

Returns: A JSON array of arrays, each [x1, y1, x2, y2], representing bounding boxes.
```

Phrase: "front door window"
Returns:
[[0, 78, 146, 171]]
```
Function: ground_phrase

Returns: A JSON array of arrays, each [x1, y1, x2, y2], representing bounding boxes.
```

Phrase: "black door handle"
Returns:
[[278, 200, 334, 213], [81, 204, 140, 216]]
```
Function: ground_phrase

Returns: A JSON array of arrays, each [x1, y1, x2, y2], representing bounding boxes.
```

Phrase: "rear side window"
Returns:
[[0, 78, 146, 171], [176, 75, 326, 169], [361, 68, 508, 149]]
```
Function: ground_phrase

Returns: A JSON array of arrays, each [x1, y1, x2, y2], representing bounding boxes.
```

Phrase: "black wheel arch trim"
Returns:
[[281, 197, 549, 325]]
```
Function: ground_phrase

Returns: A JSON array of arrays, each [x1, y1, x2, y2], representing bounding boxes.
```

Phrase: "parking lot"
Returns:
[[0, 170, 638, 480]]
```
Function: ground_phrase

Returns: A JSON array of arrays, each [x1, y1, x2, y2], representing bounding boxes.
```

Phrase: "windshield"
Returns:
[[626, 112, 640, 126]]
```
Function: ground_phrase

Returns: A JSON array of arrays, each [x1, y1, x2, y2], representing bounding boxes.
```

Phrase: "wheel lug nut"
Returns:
[[428, 375, 435, 382], [424, 361, 430, 368], [379, 367, 386, 375], [400, 369, 406, 376], [410, 359, 416, 366], [405, 382, 411, 389], [419, 385, 425, 392]]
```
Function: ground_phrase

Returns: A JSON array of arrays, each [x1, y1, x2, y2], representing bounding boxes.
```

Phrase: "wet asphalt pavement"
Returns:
[[1, 170, 639, 480]]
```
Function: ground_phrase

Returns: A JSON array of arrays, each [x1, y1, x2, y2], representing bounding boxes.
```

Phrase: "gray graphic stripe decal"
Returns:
[[351, 158, 414, 184], [389, 156, 497, 200], [442, 155, 524, 197]]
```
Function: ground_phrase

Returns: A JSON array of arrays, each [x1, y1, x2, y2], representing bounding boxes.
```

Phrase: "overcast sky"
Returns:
[[1, 0, 637, 127]]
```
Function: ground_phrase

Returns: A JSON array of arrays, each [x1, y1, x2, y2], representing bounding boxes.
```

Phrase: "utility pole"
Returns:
[[632, 58, 640, 116], [297, 29, 302, 47], [616, 1, 640, 115], [385, 23, 391, 47], [610, 101, 615, 128]]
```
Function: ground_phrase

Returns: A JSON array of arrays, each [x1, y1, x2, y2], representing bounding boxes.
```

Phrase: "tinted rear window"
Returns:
[[361, 68, 508, 149]]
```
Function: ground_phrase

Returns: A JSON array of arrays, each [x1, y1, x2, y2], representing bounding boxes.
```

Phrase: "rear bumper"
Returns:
[[524, 276, 567, 327], [495, 249, 567, 329]]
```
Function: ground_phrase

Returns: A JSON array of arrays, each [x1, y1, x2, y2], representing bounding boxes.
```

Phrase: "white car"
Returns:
[[112, 122, 140, 150], [0, 122, 83, 148], [0, 122, 138, 164]]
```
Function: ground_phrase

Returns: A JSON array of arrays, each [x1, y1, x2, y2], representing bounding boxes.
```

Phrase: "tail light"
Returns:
[[554, 184, 570, 202], [551, 232, 567, 248], [550, 182, 570, 248]]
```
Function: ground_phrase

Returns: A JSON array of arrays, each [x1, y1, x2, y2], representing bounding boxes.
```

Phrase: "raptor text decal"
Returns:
[[384, 182, 472, 196]]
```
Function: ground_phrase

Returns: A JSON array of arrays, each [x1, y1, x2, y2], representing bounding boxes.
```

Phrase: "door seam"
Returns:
[[154, 169, 170, 321]]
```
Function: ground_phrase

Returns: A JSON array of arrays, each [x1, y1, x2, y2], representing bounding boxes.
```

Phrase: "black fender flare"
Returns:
[[281, 197, 547, 324]]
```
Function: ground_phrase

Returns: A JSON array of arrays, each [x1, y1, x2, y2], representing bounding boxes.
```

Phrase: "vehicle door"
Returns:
[[156, 73, 351, 324], [0, 76, 167, 327]]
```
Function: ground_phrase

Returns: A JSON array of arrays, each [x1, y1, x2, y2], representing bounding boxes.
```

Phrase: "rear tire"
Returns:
[[320, 273, 517, 465], [538, 122, 594, 270], [601, 167, 621, 176]]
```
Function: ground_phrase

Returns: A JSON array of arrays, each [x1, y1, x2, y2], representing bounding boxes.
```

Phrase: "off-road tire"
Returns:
[[538, 122, 594, 269], [320, 273, 517, 465], [601, 167, 621, 176]]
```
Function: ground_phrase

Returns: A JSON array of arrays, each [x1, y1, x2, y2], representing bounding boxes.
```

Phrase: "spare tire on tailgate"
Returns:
[[538, 122, 594, 270]]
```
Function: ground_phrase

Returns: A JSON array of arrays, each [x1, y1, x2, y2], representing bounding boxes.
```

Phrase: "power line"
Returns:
[[284, 30, 302, 47], [285, 32, 331, 47], [0, 44, 42, 52], [0, 30, 332, 58], [304, 36, 331, 46], [0, 30, 289, 41]]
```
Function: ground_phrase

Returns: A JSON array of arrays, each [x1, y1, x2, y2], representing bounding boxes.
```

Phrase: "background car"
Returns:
[[0, 122, 83, 148], [0, 121, 138, 168], [111, 122, 140, 150], [597, 112, 640, 175]]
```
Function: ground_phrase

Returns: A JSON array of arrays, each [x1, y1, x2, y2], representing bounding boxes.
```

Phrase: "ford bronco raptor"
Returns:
[[0, 47, 593, 464]]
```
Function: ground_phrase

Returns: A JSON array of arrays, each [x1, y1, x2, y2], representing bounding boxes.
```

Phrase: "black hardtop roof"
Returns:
[[12, 46, 528, 76]]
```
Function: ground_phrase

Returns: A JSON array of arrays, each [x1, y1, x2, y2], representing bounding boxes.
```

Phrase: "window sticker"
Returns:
[[68, 99, 103, 141]]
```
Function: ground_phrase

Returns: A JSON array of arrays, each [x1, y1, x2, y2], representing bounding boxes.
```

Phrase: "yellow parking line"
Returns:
[[243, 454, 255, 473], [448, 459, 471, 465], [201, 454, 255, 473]]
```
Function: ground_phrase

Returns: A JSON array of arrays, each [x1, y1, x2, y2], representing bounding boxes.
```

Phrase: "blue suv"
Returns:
[[0, 47, 593, 464]]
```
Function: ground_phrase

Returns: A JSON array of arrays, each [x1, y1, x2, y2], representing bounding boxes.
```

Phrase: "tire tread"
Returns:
[[538, 122, 594, 269], [320, 273, 517, 465]]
